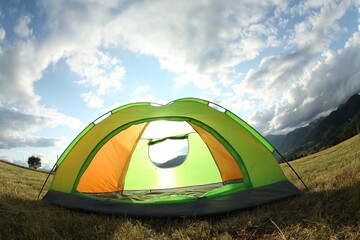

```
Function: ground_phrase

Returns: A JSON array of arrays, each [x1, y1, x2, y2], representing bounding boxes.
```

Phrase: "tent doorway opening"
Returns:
[[148, 138, 188, 168], [76, 119, 245, 201], [144, 121, 192, 168]]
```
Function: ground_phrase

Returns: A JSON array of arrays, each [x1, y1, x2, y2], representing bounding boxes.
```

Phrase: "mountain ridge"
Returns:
[[266, 93, 360, 159]]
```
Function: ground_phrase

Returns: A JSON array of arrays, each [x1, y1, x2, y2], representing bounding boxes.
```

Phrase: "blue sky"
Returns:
[[0, 0, 360, 169]]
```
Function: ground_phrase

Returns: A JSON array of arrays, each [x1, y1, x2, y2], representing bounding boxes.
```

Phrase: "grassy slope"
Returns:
[[0, 135, 359, 240]]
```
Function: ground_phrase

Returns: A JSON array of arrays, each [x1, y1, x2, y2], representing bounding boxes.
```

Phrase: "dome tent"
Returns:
[[42, 98, 300, 217]]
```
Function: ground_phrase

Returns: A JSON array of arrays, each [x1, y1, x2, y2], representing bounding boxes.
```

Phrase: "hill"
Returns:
[[267, 93, 360, 159], [1, 135, 359, 239]]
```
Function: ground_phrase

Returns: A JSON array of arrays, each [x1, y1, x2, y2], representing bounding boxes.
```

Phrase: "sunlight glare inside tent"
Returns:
[[141, 120, 195, 139], [158, 168, 175, 189]]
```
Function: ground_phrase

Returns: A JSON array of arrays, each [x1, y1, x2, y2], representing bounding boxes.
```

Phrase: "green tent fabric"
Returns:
[[43, 98, 300, 217]]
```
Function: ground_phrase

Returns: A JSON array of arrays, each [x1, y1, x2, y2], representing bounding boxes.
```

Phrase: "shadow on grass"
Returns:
[[1, 181, 359, 239], [0, 194, 131, 240], [138, 181, 360, 238]]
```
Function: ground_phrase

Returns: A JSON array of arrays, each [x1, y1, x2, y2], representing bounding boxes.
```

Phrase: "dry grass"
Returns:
[[0, 134, 359, 239]]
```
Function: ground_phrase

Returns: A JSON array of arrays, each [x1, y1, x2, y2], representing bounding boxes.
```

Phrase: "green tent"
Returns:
[[43, 98, 300, 216]]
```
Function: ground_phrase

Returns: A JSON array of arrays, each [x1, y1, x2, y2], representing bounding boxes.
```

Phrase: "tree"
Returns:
[[27, 155, 41, 169]]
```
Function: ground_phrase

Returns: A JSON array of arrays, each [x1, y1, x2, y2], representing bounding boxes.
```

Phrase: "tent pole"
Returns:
[[37, 163, 57, 200], [275, 149, 309, 191]]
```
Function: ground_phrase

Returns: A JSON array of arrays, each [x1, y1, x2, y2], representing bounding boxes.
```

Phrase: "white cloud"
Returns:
[[0, 26, 5, 41], [103, 0, 285, 89], [0, 2, 124, 109], [129, 85, 166, 104], [1, 0, 360, 154], [132, 86, 149, 95], [14, 14, 33, 38], [0, 39, 42, 105], [0, 25, 5, 54], [0, 2, 120, 151], [0, 33, 84, 149], [247, 31, 360, 133], [32, 104, 84, 130], [234, 47, 314, 108], [81, 92, 104, 109], [0, 106, 52, 149], [289, 0, 349, 51], [229, 0, 360, 133], [358, 6, 360, 31], [66, 49, 125, 108], [66, 50, 125, 95], [0, 104, 82, 149]]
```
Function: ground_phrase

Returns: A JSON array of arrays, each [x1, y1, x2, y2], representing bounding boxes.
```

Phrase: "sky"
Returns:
[[0, 0, 360, 169]]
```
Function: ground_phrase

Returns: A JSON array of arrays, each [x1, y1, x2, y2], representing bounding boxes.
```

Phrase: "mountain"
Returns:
[[266, 93, 360, 159], [265, 134, 285, 150], [154, 155, 187, 168]]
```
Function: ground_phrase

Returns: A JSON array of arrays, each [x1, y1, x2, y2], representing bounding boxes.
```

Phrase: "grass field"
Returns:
[[1, 134, 359, 239]]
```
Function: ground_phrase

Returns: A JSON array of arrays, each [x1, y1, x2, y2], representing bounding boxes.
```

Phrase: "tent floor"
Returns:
[[43, 181, 300, 217], [85, 185, 219, 201]]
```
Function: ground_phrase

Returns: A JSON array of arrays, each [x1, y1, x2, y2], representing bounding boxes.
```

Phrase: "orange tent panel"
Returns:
[[190, 123, 243, 182], [77, 122, 148, 193]]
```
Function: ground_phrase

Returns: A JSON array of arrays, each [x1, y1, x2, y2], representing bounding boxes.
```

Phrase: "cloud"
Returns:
[[132, 86, 149, 95], [0, 3, 108, 150], [0, 105, 58, 149], [0, 25, 5, 54], [358, 6, 360, 31], [1, 0, 360, 151], [66, 50, 125, 95], [129, 85, 160, 104], [0, 101, 83, 149], [103, 0, 285, 88], [41, 0, 358, 135], [0, 26, 5, 41], [0, 39, 42, 105], [225, 0, 360, 134], [0, 1, 120, 107], [0, 1, 288, 108], [14, 14, 33, 38], [248, 31, 360, 133], [38, 1, 126, 108], [80, 92, 104, 109], [66, 49, 125, 108], [0, 134, 57, 149], [289, 0, 350, 51]]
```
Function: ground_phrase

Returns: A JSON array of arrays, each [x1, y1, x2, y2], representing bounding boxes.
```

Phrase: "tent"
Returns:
[[42, 98, 300, 217]]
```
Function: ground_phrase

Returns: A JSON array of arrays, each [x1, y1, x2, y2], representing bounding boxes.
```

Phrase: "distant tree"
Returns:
[[27, 155, 41, 169]]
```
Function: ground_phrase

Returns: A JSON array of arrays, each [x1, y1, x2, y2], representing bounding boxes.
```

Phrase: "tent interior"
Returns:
[[76, 120, 245, 202]]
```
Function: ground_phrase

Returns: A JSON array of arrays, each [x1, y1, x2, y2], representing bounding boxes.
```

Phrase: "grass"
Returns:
[[1, 134, 359, 239]]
